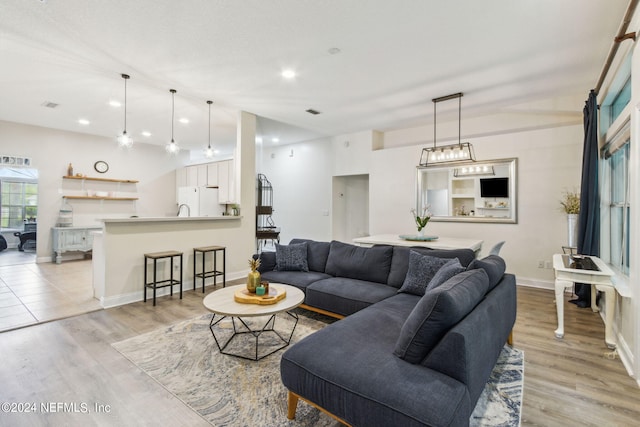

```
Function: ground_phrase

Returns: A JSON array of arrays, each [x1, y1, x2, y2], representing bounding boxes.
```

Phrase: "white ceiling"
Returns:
[[0, 0, 630, 156]]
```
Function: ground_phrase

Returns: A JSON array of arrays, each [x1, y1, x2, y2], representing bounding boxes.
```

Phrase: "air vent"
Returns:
[[305, 108, 321, 115], [41, 101, 59, 109]]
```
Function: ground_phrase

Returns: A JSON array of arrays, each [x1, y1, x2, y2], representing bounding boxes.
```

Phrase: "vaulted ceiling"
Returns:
[[0, 0, 629, 156]]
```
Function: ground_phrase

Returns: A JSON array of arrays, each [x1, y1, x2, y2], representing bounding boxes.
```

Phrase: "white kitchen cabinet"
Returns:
[[178, 164, 211, 187], [187, 166, 198, 186], [176, 160, 235, 203], [218, 159, 236, 204], [196, 164, 208, 186], [207, 162, 219, 187], [52, 226, 102, 264]]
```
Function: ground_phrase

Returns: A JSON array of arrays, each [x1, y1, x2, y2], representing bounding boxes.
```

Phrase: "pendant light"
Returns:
[[204, 100, 214, 158], [117, 74, 133, 148], [419, 92, 475, 166], [166, 89, 179, 154]]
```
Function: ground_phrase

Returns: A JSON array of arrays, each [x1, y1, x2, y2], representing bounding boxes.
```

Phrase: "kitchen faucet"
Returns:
[[177, 204, 191, 217]]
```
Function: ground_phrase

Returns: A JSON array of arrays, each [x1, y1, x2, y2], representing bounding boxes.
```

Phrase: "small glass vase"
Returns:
[[417, 228, 425, 237]]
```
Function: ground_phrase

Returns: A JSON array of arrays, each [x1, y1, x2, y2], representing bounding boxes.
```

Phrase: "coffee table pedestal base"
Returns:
[[209, 311, 299, 361]]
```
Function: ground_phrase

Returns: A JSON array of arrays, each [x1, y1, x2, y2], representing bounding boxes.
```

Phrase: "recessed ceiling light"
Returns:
[[179, 118, 189, 124], [141, 131, 152, 137], [78, 119, 90, 125], [328, 47, 341, 55], [272, 137, 280, 143], [281, 69, 296, 79], [109, 100, 121, 107], [41, 101, 59, 108]]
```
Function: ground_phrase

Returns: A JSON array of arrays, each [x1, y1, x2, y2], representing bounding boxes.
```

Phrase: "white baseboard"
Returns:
[[100, 270, 246, 309], [515, 276, 554, 290]]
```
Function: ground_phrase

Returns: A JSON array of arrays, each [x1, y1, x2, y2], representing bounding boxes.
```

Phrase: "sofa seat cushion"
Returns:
[[305, 277, 399, 316], [281, 294, 471, 427], [325, 241, 393, 284], [394, 269, 490, 364], [387, 246, 476, 288], [260, 270, 331, 291]]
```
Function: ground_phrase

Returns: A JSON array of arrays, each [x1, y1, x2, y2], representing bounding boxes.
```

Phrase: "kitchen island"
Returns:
[[93, 216, 251, 308]]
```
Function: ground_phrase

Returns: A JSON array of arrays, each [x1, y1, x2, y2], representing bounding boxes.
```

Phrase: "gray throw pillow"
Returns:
[[397, 251, 450, 296], [275, 242, 309, 272], [425, 258, 465, 292], [467, 255, 506, 290], [394, 269, 490, 364]]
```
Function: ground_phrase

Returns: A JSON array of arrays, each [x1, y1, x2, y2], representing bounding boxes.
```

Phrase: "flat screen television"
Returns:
[[480, 177, 509, 198]]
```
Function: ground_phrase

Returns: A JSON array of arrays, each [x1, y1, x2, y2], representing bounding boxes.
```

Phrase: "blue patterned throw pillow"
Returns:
[[425, 258, 465, 292], [398, 250, 451, 296], [275, 242, 309, 272]]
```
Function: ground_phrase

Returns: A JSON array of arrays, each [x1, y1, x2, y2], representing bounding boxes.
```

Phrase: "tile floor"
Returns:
[[0, 256, 101, 332]]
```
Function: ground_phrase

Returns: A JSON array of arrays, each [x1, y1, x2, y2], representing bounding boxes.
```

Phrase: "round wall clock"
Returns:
[[94, 161, 109, 174]]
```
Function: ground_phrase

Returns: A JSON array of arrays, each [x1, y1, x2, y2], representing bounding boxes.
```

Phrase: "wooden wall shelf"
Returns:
[[63, 196, 139, 201], [63, 175, 138, 184]]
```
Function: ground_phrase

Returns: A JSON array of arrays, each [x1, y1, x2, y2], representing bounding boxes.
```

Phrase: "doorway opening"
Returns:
[[0, 167, 38, 266], [332, 174, 369, 242]]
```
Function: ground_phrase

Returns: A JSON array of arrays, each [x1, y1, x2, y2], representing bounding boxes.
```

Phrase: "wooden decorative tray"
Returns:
[[234, 285, 286, 305]]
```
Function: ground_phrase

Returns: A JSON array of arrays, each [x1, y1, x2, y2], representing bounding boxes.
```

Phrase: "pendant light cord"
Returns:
[[458, 95, 461, 148], [124, 76, 127, 131], [121, 74, 130, 133], [207, 100, 212, 149], [170, 89, 176, 142]]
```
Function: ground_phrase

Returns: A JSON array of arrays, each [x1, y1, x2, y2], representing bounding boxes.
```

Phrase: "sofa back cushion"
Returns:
[[425, 258, 466, 292], [466, 255, 506, 291], [397, 251, 452, 296], [290, 238, 331, 272], [325, 241, 393, 284], [393, 269, 490, 364], [255, 251, 276, 273], [387, 246, 476, 288], [275, 242, 309, 271]]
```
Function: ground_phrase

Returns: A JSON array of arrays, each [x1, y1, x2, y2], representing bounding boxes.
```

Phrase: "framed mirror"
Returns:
[[416, 157, 518, 223]]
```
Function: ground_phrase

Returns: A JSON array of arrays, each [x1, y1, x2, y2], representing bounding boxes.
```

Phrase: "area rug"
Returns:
[[113, 312, 523, 426]]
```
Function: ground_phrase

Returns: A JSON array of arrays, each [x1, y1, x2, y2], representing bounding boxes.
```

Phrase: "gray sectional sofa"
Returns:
[[256, 238, 517, 427]]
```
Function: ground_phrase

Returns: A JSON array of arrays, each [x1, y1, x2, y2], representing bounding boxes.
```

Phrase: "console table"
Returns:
[[552, 253, 616, 349], [52, 226, 102, 264]]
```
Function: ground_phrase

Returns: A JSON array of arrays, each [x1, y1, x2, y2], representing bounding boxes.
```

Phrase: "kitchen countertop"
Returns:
[[101, 216, 242, 223]]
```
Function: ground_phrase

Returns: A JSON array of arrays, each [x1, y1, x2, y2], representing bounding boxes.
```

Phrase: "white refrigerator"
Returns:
[[177, 187, 220, 217]]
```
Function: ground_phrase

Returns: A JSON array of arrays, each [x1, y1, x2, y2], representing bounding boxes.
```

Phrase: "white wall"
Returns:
[[0, 120, 185, 262], [371, 125, 584, 286], [256, 137, 333, 244]]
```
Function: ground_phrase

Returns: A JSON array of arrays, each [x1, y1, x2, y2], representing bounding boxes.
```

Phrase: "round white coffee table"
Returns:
[[203, 283, 305, 360]]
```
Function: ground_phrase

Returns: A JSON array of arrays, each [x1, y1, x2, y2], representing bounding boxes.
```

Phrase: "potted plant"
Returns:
[[411, 206, 432, 236], [560, 190, 580, 247]]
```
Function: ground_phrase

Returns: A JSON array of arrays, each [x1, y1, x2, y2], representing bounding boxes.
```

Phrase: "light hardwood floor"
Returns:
[[0, 280, 638, 426]]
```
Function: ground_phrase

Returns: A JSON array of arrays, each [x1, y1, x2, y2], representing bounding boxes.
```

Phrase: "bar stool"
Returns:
[[193, 246, 226, 292], [144, 250, 183, 306]]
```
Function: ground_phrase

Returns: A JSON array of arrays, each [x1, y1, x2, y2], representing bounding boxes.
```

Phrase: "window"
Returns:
[[600, 53, 631, 136], [601, 134, 630, 275], [608, 143, 630, 274], [0, 180, 38, 229], [609, 77, 631, 125]]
